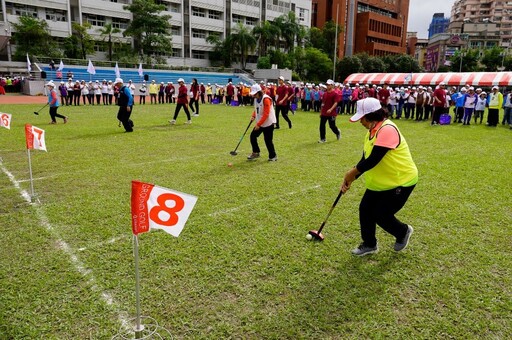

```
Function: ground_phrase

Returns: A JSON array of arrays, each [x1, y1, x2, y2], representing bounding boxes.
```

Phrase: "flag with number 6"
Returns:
[[131, 180, 198, 237], [25, 124, 47, 151], [0, 113, 12, 129]]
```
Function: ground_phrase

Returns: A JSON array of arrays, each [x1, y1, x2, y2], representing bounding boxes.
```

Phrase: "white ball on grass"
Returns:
[[306, 234, 313, 241]]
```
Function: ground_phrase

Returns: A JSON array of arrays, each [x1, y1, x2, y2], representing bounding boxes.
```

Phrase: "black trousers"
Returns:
[[275, 105, 291, 128], [359, 185, 415, 248], [49, 106, 66, 122], [319, 115, 339, 140], [173, 103, 191, 120], [487, 108, 499, 126], [432, 106, 444, 124], [189, 98, 199, 114], [117, 106, 133, 132], [250, 125, 276, 158]]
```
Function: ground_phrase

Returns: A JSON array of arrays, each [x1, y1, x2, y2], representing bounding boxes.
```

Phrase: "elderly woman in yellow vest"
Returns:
[[486, 85, 503, 127], [341, 97, 418, 256]]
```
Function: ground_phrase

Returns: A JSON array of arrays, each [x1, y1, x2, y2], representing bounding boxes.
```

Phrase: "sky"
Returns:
[[407, 0, 455, 39]]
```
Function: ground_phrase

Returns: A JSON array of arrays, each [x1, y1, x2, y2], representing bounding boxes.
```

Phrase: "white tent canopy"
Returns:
[[344, 72, 512, 87]]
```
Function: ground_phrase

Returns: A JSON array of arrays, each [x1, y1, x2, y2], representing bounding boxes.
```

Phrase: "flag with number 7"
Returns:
[[131, 181, 198, 237], [25, 124, 47, 151]]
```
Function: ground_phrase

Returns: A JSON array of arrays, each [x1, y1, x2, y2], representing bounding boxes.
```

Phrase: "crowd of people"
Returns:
[[0, 76, 24, 94], [45, 74, 512, 130]]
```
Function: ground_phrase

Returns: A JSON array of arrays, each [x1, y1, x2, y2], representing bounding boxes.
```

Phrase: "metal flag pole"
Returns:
[[27, 149, 35, 200], [333, 3, 339, 80], [133, 234, 144, 338]]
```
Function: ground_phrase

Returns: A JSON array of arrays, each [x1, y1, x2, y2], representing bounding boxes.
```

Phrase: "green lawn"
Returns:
[[0, 102, 511, 338]]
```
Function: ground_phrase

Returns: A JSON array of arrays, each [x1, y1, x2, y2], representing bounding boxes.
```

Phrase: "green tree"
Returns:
[[382, 54, 421, 73], [256, 56, 272, 69], [301, 47, 332, 82], [449, 49, 480, 72], [231, 22, 257, 69], [124, 0, 173, 61], [63, 22, 94, 59], [307, 27, 326, 51], [481, 46, 505, 71], [273, 12, 301, 53], [252, 21, 280, 57], [206, 34, 233, 67], [11, 16, 57, 60], [97, 23, 121, 61], [336, 55, 363, 82]]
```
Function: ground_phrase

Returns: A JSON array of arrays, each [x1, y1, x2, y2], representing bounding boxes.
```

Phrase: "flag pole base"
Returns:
[[112, 316, 173, 339]]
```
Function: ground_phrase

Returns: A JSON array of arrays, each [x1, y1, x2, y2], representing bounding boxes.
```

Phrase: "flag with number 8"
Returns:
[[131, 180, 198, 237]]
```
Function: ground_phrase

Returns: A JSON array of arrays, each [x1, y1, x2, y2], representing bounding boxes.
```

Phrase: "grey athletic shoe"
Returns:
[[351, 243, 378, 256], [247, 152, 260, 160], [169, 119, 176, 125], [336, 129, 341, 140], [268, 156, 278, 162], [394, 225, 414, 251], [318, 139, 326, 143]]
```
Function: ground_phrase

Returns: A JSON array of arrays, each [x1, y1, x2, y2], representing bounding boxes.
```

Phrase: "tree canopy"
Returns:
[[123, 0, 173, 61]]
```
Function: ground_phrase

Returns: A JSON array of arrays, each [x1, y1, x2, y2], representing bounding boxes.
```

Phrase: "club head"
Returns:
[[229, 151, 238, 156], [33, 112, 39, 115], [308, 230, 325, 241]]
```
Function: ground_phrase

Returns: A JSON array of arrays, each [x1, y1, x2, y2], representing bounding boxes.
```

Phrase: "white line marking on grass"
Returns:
[[78, 235, 127, 252], [129, 151, 228, 167], [0, 164, 131, 331], [208, 184, 321, 217], [17, 175, 58, 183]]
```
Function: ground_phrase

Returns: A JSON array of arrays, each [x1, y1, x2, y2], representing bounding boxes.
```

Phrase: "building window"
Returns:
[[233, 14, 243, 24], [209, 10, 221, 20], [192, 29, 207, 39], [246, 17, 258, 26], [169, 3, 180, 13], [86, 15, 106, 27], [171, 26, 181, 35], [192, 50, 206, 59], [192, 7, 206, 17], [172, 49, 181, 57], [46, 9, 67, 22], [298, 8, 305, 22], [93, 42, 107, 52], [7, 3, 38, 18], [112, 18, 129, 29]]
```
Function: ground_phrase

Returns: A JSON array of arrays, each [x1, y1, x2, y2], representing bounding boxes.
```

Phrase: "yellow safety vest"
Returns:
[[363, 120, 418, 191]]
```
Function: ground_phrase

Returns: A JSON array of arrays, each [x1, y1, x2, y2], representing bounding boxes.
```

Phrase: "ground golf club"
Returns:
[[33, 103, 48, 115], [229, 119, 253, 156], [308, 190, 343, 241]]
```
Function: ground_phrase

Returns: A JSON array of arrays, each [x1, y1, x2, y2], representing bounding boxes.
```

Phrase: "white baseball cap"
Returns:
[[278, 76, 284, 81], [178, 78, 184, 83], [249, 84, 261, 95], [492, 85, 499, 90], [115, 78, 123, 84], [350, 98, 382, 122], [326, 79, 335, 85], [45, 81, 56, 87]]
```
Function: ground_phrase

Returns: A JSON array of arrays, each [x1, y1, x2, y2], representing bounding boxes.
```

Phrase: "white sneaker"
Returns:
[[318, 139, 326, 143], [185, 120, 192, 124], [169, 120, 176, 125], [192, 114, 199, 117]]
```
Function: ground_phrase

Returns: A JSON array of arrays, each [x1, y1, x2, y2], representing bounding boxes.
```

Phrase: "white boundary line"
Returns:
[[78, 235, 128, 252], [0, 162, 131, 331], [16, 175, 58, 183], [208, 184, 321, 217]]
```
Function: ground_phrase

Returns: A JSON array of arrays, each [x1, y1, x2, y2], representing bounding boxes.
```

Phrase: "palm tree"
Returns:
[[274, 11, 302, 53], [231, 22, 257, 69], [252, 21, 280, 57], [273, 12, 301, 53], [98, 23, 121, 61]]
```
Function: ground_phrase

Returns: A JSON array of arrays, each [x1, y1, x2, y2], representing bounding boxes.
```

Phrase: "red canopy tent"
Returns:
[[343, 72, 512, 87]]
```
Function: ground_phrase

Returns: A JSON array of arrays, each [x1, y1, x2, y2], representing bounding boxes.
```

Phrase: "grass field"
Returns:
[[0, 101, 511, 339]]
